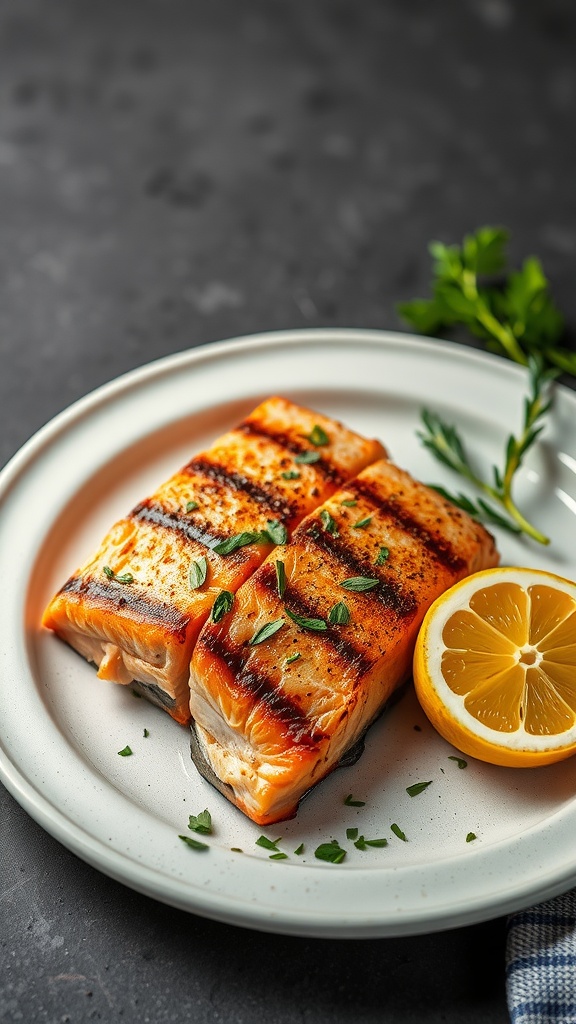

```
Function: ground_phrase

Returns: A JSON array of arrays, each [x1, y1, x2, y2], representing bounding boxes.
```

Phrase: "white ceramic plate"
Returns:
[[1, 329, 576, 939]]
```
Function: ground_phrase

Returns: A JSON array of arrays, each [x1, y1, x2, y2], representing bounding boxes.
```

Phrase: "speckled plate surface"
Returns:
[[1, 329, 576, 938]]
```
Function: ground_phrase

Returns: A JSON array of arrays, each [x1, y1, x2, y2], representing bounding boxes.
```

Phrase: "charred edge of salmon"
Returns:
[[198, 628, 325, 747], [189, 681, 410, 822], [236, 422, 345, 485], [182, 457, 296, 521], [129, 499, 228, 549], [299, 524, 419, 618], [58, 574, 190, 641], [348, 477, 468, 573], [189, 723, 240, 807], [257, 564, 376, 676], [131, 679, 177, 710]]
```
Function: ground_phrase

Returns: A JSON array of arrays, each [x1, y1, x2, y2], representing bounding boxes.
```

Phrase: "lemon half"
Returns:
[[413, 566, 576, 768]]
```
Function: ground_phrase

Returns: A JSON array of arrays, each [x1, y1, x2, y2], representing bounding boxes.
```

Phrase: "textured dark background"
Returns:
[[1, 0, 575, 1021]]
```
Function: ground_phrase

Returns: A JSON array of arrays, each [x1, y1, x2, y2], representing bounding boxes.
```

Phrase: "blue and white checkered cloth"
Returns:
[[506, 889, 576, 1024]]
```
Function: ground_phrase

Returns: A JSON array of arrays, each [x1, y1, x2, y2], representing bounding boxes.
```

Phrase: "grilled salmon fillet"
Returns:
[[42, 397, 385, 724], [189, 457, 499, 824]]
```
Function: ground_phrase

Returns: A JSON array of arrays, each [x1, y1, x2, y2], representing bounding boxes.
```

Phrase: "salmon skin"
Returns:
[[42, 397, 385, 725], [189, 457, 499, 824]]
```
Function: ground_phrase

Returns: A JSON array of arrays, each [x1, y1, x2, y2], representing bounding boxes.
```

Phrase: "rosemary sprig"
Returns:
[[419, 356, 557, 544]]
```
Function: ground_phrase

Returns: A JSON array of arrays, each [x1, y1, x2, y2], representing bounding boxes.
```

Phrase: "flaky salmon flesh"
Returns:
[[42, 398, 385, 724], [189, 457, 499, 825]]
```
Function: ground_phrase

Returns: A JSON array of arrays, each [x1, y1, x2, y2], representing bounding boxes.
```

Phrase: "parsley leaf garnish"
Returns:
[[248, 618, 285, 646], [328, 601, 351, 625], [304, 424, 330, 446], [466, 832, 478, 843], [375, 546, 389, 565], [448, 755, 468, 769], [188, 809, 212, 835], [352, 515, 372, 529], [103, 566, 134, 584], [340, 499, 357, 507], [294, 843, 305, 856], [212, 531, 263, 555], [286, 608, 327, 632], [118, 745, 133, 757], [339, 576, 379, 592], [275, 559, 286, 599], [354, 836, 388, 850], [255, 835, 282, 851], [285, 651, 301, 665], [406, 781, 433, 797], [189, 555, 208, 590], [320, 509, 338, 535], [295, 450, 321, 464], [391, 823, 407, 842], [264, 519, 288, 545], [186, 500, 199, 511], [211, 590, 234, 623], [314, 840, 346, 864], [179, 835, 209, 851], [344, 794, 365, 807]]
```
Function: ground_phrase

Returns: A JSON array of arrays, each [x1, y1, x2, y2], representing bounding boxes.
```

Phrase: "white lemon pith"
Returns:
[[413, 566, 576, 767]]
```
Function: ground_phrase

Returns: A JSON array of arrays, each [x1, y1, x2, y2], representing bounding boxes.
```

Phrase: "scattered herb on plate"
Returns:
[[314, 839, 347, 864], [117, 745, 133, 757], [406, 781, 433, 797], [188, 809, 212, 835]]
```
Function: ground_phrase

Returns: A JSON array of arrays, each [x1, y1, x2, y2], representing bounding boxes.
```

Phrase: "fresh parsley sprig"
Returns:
[[398, 226, 572, 372], [419, 355, 556, 544]]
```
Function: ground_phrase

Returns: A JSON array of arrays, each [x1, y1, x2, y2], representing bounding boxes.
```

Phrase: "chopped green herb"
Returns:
[[354, 836, 388, 850], [212, 531, 263, 556], [346, 827, 359, 841], [466, 832, 478, 843], [391, 823, 407, 842], [269, 852, 289, 860], [375, 546, 390, 565], [231, 847, 243, 853], [314, 840, 346, 864], [143, 728, 149, 738], [264, 519, 288, 545], [328, 601, 351, 625], [281, 469, 301, 480], [211, 590, 234, 623], [275, 559, 286, 599], [189, 555, 208, 590], [320, 509, 338, 535], [188, 809, 212, 835], [179, 834, 209, 851], [248, 618, 285, 646], [103, 566, 134, 584], [341, 499, 357, 507], [255, 835, 282, 851], [448, 755, 468, 769], [295, 450, 321, 464], [352, 516, 372, 529], [117, 745, 133, 757], [286, 608, 327, 632], [304, 424, 330, 446], [294, 843, 305, 856], [344, 794, 366, 807], [339, 576, 379, 592], [285, 652, 301, 665], [186, 500, 199, 511], [406, 781, 433, 797]]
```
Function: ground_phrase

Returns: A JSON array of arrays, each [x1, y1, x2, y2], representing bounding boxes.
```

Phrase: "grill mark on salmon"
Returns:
[[130, 499, 227, 548], [183, 456, 296, 521], [302, 525, 418, 617], [256, 562, 375, 675], [201, 628, 321, 745], [237, 421, 344, 485], [348, 477, 467, 573], [60, 574, 190, 640]]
